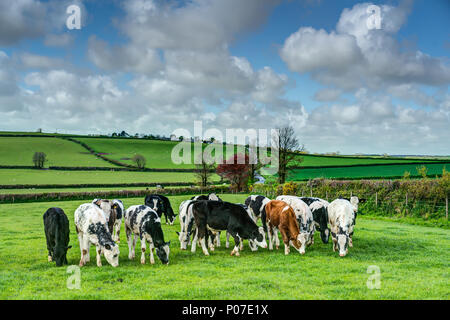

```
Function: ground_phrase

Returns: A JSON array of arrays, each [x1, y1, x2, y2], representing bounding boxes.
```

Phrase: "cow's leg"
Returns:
[[96, 245, 102, 267], [229, 231, 241, 256], [126, 227, 134, 259], [267, 225, 274, 250], [249, 239, 257, 251], [140, 237, 146, 264], [114, 222, 121, 243], [198, 227, 209, 256], [274, 229, 280, 250], [215, 232, 221, 247], [191, 229, 198, 253], [149, 240, 155, 264], [131, 234, 137, 259], [46, 239, 54, 262], [207, 231, 214, 252], [225, 232, 230, 248], [332, 236, 337, 252], [279, 228, 290, 255], [79, 235, 90, 267]]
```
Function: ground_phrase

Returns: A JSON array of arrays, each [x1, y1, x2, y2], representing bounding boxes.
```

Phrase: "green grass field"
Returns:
[[0, 169, 220, 185], [0, 137, 116, 167], [288, 163, 448, 181], [0, 194, 448, 300]]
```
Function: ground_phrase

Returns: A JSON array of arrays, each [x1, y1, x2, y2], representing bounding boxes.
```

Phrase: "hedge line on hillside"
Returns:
[[0, 186, 230, 204], [0, 182, 195, 189], [291, 161, 450, 170], [251, 177, 449, 221]]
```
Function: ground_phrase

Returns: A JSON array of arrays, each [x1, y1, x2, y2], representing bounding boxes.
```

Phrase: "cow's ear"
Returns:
[[176, 232, 180, 236], [166, 241, 171, 246], [67, 245, 72, 250], [105, 244, 111, 250]]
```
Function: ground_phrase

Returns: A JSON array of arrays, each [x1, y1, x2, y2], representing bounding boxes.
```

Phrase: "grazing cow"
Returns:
[[191, 193, 222, 201], [125, 205, 170, 265], [300, 197, 330, 244], [177, 199, 196, 250], [144, 194, 176, 225], [338, 196, 363, 246], [327, 199, 354, 257], [225, 204, 258, 251], [111, 199, 124, 243], [74, 203, 119, 267], [244, 195, 270, 231], [190, 201, 267, 256], [92, 199, 114, 233], [191, 193, 223, 246], [276, 195, 315, 253], [43, 207, 71, 266], [265, 200, 304, 255]]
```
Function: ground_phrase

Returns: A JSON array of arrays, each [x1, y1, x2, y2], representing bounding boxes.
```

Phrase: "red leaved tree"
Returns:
[[216, 153, 250, 192]]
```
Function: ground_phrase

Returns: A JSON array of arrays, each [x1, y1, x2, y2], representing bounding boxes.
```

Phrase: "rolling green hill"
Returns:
[[0, 137, 117, 167]]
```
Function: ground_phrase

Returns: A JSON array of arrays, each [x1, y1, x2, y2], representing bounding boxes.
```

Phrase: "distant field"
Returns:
[[288, 163, 448, 181], [0, 169, 220, 185], [0, 137, 116, 167], [0, 194, 448, 299], [77, 137, 441, 169]]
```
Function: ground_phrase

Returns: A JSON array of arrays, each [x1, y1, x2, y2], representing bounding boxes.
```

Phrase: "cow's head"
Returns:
[[103, 243, 119, 267], [296, 232, 308, 255], [251, 227, 267, 249], [167, 212, 177, 225], [54, 245, 72, 266], [332, 226, 349, 257], [155, 242, 170, 265], [320, 228, 330, 244]]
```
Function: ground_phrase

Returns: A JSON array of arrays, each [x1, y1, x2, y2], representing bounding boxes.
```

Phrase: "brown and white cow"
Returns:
[[265, 200, 305, 255]]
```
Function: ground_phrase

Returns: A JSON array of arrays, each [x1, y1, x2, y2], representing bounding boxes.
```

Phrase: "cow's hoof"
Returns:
[[276, 246, 279, 250], [235, 252, 240, 257], [48, 256, 52, 262], [141, 259, 145, 264], [97, 263, 102, 267], [79, 261, 84, 267]]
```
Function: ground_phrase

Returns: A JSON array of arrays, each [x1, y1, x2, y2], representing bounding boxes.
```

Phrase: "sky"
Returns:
[[0, 0, 449, 155]]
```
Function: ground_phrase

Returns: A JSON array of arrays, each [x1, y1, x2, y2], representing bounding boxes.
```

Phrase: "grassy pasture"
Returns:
[[288, 162, 448, 181], [0, 137, 116, 167], [0, 169, 221, 186], [76, 137, 440, 169], [0, 194, 448, 300]]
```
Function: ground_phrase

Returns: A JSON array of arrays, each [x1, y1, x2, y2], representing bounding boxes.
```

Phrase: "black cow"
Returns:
[[300, 197, 330, 244], [144, 194, 176, 225], [43, 207, 71, 266], [190, 201, 267, 256]]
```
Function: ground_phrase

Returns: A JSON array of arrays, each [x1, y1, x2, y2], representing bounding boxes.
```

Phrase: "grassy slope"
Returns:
[[0, 137, 116, 167], [288, 163, 448, 180], [0, 169, 220, 185], [0, 194, 448, 300]]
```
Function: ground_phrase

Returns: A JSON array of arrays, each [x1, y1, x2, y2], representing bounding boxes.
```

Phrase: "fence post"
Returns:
[[446, 194, 448, 220], [350, 191, 353, 197], [326, 191, 328, 201], [310, 185, 313, 197], [375, 192, 378, 209], [405, 193, 408, 215]]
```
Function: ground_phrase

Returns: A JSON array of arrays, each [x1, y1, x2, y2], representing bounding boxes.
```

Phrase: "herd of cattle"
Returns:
[[43, 193, 364, 267]]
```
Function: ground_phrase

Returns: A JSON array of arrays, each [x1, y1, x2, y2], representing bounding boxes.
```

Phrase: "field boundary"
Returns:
[[0, 182, 198, 189], [0, 185, 230, 204]]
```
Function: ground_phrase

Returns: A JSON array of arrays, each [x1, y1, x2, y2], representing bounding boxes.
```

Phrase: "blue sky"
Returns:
[[0, 0, 449, 154]]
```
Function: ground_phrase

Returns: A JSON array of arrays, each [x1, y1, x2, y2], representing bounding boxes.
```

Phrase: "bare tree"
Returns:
[[132, 154, 146, 169], [32, 152, 47, 168], [194, 154, 216, 187], [273, 125, 304, 184]]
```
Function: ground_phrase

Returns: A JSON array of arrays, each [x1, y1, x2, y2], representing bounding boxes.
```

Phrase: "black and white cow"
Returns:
[[92, 199, 114, 233], [300, 197, 330, 244], [191, 193, 222, 201], [177, 199, 196, 250], [74, 203, 119, 267], [125, 205, 170, 265], [111, 199, 124, 243], [43, 207, 71, 266], [144, 194, 176, 225], [190, 200, 267, 256], [190, 193, 223, 247], [225, 203, 258, 251], [327, 199, 354, 257], [244, 195, 270, 232]]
